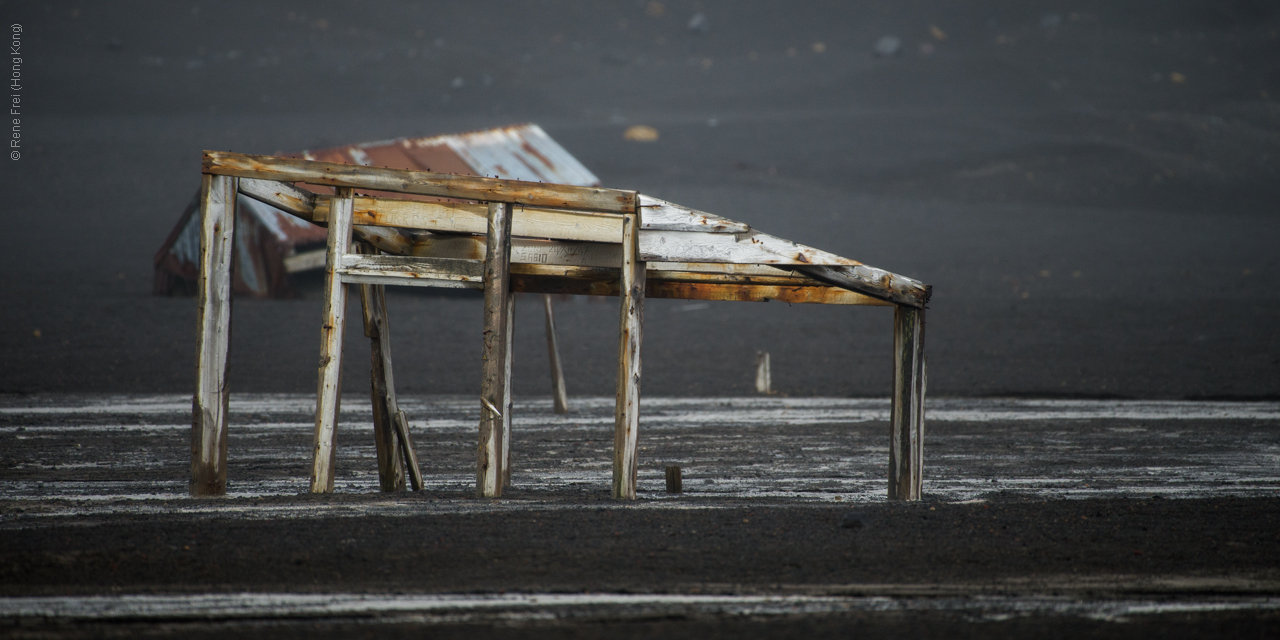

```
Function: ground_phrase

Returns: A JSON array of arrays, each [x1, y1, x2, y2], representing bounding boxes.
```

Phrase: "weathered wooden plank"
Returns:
[[358, 247, 406, 493], [191, 174, 236, 497], [338, 254, 484, 285], [204, 150, 638, 214], [310, 187, 354, 494], [543, 295, 569, 414], [478, 202, 513, 498], [613, 213, 645, 500], [799, 264, 931, 310], [889, 305, 926, 501], [638, 194, 750, 233], [237, 177, 317, 220], [314, 196, 625, 243]]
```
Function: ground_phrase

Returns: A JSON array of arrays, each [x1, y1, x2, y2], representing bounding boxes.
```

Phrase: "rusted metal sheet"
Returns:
[[157, 124, 601, 298]]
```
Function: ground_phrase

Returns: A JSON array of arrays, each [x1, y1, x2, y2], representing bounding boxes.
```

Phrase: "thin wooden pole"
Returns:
[[889, 305, 926, 500], [543, 295, 569, 414], [502, 289, 516, 489], [191, 174, 237, 497], [478, 201, 513, 498], [358, 241, 406, 492], [613, 212, 645, 500], [310, 187, 354, 493]]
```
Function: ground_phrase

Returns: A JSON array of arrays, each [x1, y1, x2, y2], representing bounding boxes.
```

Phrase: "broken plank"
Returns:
[[204, 150, 638, 214], [338, 254, 484, 285]]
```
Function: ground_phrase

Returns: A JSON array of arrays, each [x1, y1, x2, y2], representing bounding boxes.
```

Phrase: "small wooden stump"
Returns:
[[754, 351, 772, 394], [665, 465, 682, 494]]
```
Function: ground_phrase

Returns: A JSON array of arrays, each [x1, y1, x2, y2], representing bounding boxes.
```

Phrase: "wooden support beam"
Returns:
[[478, 202, 514, 498], [237, 177, 317, 220], [889, 305, 926, 500], [310, 187, 354, 493], [358, 242, 406, 492], [543, 295, 569, 414], [613, 212, 645, 500], [191, 174, 237, 497], [204, 150, 638, 214]]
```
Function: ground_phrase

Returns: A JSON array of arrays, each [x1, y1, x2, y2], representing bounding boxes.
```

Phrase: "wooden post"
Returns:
[[310, 187, 354, 493], [543, 295, 570, 414], [613, 212, 645, 500], [478, 201, 513, 498], [191, 174, 237, 497], [889, 305, 926, 500], [358, 242, 406, 492]]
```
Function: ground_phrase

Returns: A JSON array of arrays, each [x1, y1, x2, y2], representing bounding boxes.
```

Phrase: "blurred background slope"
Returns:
[[1, 0, 1277, 398]]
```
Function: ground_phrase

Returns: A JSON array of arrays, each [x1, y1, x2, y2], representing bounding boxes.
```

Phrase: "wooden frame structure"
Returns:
[[191, 151, 931, 500]]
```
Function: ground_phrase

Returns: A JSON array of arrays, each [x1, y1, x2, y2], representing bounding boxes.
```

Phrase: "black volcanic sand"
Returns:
[[4, 497, 1279, 596]]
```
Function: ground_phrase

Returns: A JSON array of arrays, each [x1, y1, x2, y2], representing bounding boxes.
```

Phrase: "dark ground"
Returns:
[[1, 1, 1279, 637]]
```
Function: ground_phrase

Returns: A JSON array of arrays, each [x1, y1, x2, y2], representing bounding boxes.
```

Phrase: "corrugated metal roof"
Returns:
[[157, 124, 599, 298], [298, 123, 599, 186]]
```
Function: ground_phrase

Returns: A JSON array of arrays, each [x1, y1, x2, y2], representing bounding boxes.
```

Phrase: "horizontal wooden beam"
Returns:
[[315, 196, 625, 244], [338, 254, 484, 287], [205, 151, 637, 214]]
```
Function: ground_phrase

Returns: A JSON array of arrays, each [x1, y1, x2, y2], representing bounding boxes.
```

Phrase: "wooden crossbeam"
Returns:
[[206, 151, 637, 214]]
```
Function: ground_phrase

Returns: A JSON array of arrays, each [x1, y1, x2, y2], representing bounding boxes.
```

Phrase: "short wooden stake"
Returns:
[[310, 187, 354, 493], [478, 201, 514, 498], [754, 351, 772, 394], [889, 305, 926, 500], [358, 244, 406, 492], [613, 212, 645, 500], [191, 174, 237, 497], [665, 466, 682, 494], [543, 295, 570, 414]]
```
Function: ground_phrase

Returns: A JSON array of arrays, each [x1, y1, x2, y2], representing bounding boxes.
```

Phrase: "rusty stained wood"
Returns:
[[542, 295, 570, 414], [191, 174, 237, 497], [613, 213, 645, 500], [889, 305, 926, 501], [204, 151, 638, 215], [310, 188, 355, 493], [478, 202, 514, 498]]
